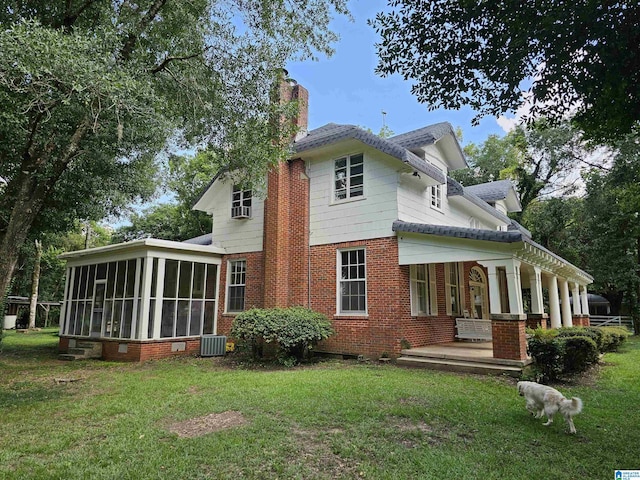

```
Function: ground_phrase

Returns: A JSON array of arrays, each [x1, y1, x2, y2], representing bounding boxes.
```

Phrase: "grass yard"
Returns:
[[1, 329, 639, 479]]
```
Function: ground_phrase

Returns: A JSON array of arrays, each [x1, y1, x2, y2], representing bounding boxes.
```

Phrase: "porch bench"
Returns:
[[455, 318, 492, 341]]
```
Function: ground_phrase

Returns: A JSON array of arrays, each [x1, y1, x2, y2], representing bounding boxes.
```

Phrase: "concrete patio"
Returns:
[[396, 341, 532, 376]]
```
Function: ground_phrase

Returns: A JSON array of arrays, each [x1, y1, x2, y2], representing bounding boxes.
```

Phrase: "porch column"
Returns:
[[547, 275, 562, 329], [559, 278, 573, 327], [505, 259, 524, 315], [485, 264, 502, 315], [137, 255, 154, 340], [571, 282, 582, 315], [152, 258, 165, 340], [529, 267, 544, 314], [580, 285, 590, 316]]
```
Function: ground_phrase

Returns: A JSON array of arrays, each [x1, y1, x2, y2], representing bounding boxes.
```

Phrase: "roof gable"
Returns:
[[293, 123, 446, 184]]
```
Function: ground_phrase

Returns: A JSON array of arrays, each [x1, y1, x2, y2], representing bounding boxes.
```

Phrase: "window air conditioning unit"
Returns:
[[231, 206, 251, 219]]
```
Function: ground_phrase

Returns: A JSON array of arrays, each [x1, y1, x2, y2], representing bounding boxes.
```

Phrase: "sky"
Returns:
[[286, 0, 516, 147]]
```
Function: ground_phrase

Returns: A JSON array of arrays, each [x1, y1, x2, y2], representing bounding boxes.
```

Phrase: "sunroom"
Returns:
[[58, 239, 224, 361]]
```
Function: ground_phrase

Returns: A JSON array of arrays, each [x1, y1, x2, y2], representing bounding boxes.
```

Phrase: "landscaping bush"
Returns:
[[231, 307, 334, 365], [526, 333, 565, 382], [562, 335, 599, 373], [599, 326, 630, 352]]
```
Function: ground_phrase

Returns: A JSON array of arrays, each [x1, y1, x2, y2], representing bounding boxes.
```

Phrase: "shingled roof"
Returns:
[[392, 220, 522, 243], [293, 123, 446, 184], [392, 220, 593, 281], [465, 180, 515, 202], [446, 177, 513, 224], [386, 122, 455, 149]]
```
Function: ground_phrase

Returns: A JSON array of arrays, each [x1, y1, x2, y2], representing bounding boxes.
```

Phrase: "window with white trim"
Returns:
[[231, 186, 252, 218], [469, 217, 481, 229], [430, 184, 442, 211], [227, 260, 246, 312], [334, 154, 364, 201], [445, 262, 463, 316], [410, 264, 437, 315], [338, 248, 367, 313]]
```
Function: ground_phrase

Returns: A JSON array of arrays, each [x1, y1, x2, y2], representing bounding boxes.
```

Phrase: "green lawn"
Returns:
[[1, 329, 638, 479]]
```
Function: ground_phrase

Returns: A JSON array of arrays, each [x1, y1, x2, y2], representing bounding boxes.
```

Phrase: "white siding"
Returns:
[[308, 150, 399, 246], [397, 233, 514, 265], [206, 179, 265, 254]]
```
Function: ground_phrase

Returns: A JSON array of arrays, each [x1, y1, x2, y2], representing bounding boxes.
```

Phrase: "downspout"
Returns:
[[307, 160, 312, 308]]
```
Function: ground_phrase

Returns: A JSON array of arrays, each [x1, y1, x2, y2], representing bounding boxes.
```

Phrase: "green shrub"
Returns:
[[231, 307, 334, 365], [562, 335, 599, 373], [526, 335, 565, 382], [599, 326, 630, 351]]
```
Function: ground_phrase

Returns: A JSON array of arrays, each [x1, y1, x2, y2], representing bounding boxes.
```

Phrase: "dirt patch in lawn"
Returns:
[[167, 411, 248, 438]]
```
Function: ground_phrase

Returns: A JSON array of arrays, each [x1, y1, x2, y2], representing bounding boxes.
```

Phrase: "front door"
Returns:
[[90, 282, 106, 337], [469, 267, 489, 319]]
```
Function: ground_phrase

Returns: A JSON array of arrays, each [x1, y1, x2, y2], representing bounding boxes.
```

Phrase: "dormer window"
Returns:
[[334, 154, 364, 201], [231, 186, 252, 219]]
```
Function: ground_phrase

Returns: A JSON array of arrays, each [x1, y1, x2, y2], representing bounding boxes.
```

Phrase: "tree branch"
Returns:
[[150, 48, 210, 74], [120, 0, 168, 62]]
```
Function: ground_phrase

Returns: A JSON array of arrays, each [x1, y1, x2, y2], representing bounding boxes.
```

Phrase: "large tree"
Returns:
[[371, 1, 640, 142], [453, 120, 589, 219], [0, 1, 348, 310]]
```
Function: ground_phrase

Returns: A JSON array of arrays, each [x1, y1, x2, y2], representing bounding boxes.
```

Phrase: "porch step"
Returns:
[[396, 355, 523, 377], [59, 353, 84, 361], [59, 341, 102, 361]]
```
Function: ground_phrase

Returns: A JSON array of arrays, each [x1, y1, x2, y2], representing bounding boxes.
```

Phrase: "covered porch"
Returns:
[[394, 221, 594, 363]]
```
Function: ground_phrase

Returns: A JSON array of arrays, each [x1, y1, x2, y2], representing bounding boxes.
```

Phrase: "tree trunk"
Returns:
[[0, 119, 90, 307], [28, 240, 43, 329]]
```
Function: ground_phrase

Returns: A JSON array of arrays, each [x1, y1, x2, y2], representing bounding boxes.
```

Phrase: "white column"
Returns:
[[505, 259, 524, 315], [137, 255, 154, 340], [571, 282, 582, 315], [548, 275, 561, 328], [529, 267, 544, 314], [559, 278, 573, 327], [486, 263, 502, 315], [152, 258, 165, 340], [580, 285, 590, 315]]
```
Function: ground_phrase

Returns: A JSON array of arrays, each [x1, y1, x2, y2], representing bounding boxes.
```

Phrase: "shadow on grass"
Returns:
[[0, 382, 72, 408]]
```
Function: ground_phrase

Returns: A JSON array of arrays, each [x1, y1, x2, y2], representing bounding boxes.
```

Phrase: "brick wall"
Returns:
[[304, 237, 463, 359], [491, 319, 527, 360], [217, 251, 264, 335]]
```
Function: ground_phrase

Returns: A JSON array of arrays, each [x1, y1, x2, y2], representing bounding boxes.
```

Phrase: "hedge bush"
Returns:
[[599, 326, 630, 352], [527, 325, 630, 381], [526, 334, 565, 382], [231, 307, 334, 365], [562, 335, 599, 373]]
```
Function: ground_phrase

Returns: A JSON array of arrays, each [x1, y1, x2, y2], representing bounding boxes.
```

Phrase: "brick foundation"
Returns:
[[491, 314, 528, 360], [572, 315, 591, 327], [59, 336, 202, 362], [526, 313, 548, 330]]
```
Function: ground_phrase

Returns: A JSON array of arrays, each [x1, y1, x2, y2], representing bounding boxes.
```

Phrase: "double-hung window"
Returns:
[[430, 184, 442, 211], [334, 154, 364, 201], [231, 186, 252, 218], [445, 262, 462, 316], [338, 248, 367, 314], [227, 260, 246, 312], [410, 264, 437, 316]]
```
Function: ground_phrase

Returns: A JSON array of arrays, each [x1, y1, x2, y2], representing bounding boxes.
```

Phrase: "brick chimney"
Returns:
[[263, 72, 310, 308]]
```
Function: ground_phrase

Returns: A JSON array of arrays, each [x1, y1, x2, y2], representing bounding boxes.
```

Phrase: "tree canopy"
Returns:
[[453, 120, 589, 219], [371, 1, 640, 142], [0, 0, 348, 308]]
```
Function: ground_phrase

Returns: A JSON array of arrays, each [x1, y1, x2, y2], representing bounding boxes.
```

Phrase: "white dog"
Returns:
[[517, 381, 583, 434]]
